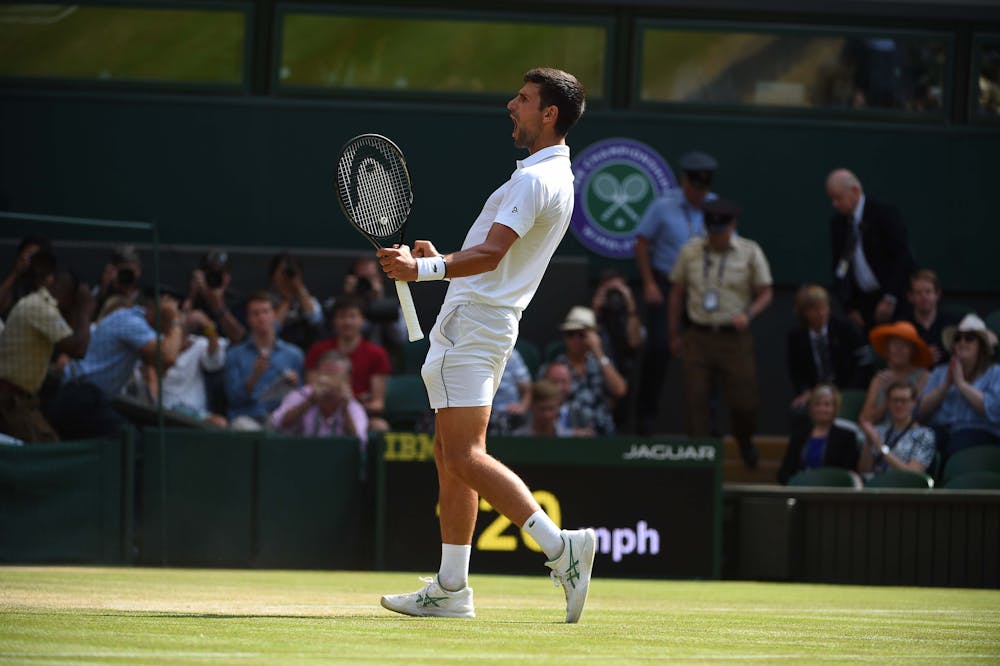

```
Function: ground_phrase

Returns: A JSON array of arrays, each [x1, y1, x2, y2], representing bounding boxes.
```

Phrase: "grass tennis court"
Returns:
[[1, 567, 998, 664]]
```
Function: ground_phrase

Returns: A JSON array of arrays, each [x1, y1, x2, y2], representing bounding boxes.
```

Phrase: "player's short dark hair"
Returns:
[[524, 67, 586, 137]]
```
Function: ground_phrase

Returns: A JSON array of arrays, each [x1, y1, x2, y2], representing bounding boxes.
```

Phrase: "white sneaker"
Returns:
[[546, 528, 596, 623], [380, 576, 475, 618]]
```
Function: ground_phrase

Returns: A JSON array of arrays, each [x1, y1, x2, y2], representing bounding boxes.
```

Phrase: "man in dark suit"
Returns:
[[826, 169, 916, 330], [786, 285, 872, 413]]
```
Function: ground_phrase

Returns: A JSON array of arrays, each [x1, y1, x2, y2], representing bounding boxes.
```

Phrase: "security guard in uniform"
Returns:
[[667, 199, 773, 467], [634, 150, 719, 435]]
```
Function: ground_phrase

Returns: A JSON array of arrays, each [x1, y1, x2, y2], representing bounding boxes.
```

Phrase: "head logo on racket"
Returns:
[[335, 134, 423, 341]]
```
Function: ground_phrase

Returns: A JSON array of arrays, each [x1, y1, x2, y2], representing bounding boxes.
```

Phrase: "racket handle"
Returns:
[[395, 280, 424, 342]]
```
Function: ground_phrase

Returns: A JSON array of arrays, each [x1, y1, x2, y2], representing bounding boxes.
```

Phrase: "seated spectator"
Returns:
[[0, 252, 93, 442], [268, 252, 324, 352], [786, 284, 871, 412], [591, 269, 643, 430], [185, 250, 246, 343], [903, 269, 960, 366], [777, 384, 861, 484], [542, 306, 626, 436], [861, 321, 932, 424], [540, 360, 591, 437], [306, 295, 391, 431], [341, 256, 407, 353], [154, 308, 228, 427], [918, 314, 1000, 458], [488, 347, 532, 435], [49, 288, 183, 439], [512, 380, 572, 437], [271, 350, 368, 446], [224, 291, 303, 430], [0, 234, 50, 318], [92, 245, 143, 318], [858, 381, 936, 476]]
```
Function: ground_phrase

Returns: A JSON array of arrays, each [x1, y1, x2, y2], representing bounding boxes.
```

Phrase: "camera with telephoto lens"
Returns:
[[204, 269, 224, 289], [116, 267, 136, 287], [603, 287, 627, 314]]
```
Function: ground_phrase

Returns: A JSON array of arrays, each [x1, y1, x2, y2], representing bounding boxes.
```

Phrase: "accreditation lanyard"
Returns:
[[884, 421, 914, 452], [683, 203, 705, 238], [702, 248, 728, 286]]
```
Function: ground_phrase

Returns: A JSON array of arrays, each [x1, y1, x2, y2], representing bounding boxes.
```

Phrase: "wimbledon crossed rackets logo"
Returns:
[[571, 138, 677, 259], [592, 172, 650, 227]]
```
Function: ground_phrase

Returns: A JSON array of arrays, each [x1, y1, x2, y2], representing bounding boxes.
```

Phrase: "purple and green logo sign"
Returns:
[[570, 138, 677, 259]]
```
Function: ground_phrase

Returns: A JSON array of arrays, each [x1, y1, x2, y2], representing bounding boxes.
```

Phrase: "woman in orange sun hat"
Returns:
[[860, 320, 932, 424]]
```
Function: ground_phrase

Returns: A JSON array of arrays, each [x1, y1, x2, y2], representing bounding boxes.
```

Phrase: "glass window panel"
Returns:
[[0, 4, 245, 84], [640, 27, 947, 114], [279, 13, 606, 98], [975, 41, 1000, 118]]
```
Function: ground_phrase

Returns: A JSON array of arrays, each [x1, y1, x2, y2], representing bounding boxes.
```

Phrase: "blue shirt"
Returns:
[[920, 364, 1000, 439], [224, 338, 304, 420], [635, 190, 716, 275], [492, 348, 529, 411], [802, 435, 827, 469], [65, 306, 155, 396]]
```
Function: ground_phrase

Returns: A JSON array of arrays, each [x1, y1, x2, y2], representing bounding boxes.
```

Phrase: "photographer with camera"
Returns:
[[268, 252, 323, 352], [271, 350, 368, 445], [341, 256, 408, 354], [591, 269, 643, 431], [92, 245, 143, 319], [0, 234, 50, 320], [186, 250, 246, 344]]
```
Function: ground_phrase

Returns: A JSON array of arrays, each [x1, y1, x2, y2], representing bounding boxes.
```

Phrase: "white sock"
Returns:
[[438, 543, 471, 591], [522, 509, 564, 560]]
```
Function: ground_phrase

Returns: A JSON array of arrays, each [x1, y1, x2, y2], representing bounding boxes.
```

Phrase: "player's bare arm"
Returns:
[[377, 223, 518, 281]]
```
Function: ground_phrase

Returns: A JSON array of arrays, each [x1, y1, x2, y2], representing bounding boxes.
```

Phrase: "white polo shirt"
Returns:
[[440, 144, 574, 313]]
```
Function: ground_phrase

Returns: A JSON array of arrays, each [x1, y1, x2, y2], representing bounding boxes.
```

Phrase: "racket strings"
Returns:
[[337, 138, 411, 241]]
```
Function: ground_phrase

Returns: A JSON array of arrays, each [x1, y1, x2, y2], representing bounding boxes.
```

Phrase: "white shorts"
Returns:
[[421, 302, 519, 410]]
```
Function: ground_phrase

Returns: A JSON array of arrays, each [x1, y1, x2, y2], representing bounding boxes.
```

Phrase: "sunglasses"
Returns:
[[564, 330, 588, 338], [954, 332, 980, 343]]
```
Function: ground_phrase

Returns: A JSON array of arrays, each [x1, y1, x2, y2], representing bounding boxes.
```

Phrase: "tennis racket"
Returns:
[[335, 133, 423, 342]]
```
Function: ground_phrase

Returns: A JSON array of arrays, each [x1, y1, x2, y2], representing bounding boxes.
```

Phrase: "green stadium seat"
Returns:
[[941, 445, 1000, 484], [942, 471, 1000, 490], [515, 339, 542, 378], [837, 388, 866, 422], [787, 467, 862, 488], [864, 469, 934, 489], [384, 374, 430, 430]]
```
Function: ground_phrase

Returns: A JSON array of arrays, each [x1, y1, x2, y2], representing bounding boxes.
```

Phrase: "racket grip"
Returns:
[[395, 280, 424, 342]]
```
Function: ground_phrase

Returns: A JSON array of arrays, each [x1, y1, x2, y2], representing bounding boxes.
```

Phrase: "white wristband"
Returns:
[[415, 256, 447, 281]]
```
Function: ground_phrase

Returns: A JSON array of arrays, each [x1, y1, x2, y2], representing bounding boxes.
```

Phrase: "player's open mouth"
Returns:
[[510, 114, 518, 136]]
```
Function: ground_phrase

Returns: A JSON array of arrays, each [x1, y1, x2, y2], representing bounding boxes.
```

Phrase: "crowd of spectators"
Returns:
[[0, 159, 996, 487], [0, 244, 403, 450]]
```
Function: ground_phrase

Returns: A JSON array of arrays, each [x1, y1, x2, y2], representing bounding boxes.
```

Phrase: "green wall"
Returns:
[[1, 91, 997, 291]]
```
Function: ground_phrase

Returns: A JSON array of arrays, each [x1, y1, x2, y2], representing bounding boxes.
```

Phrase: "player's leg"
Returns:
[[434, 405, 596, 623], [434, 426, 477, 592]]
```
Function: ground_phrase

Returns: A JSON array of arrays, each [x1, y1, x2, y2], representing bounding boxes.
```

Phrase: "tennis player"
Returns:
[[376, 68, 594, 623]]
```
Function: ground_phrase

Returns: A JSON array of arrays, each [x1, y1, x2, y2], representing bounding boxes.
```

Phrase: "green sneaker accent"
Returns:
[[565, 539, 581, 589], [417, 592, 449, 608]]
